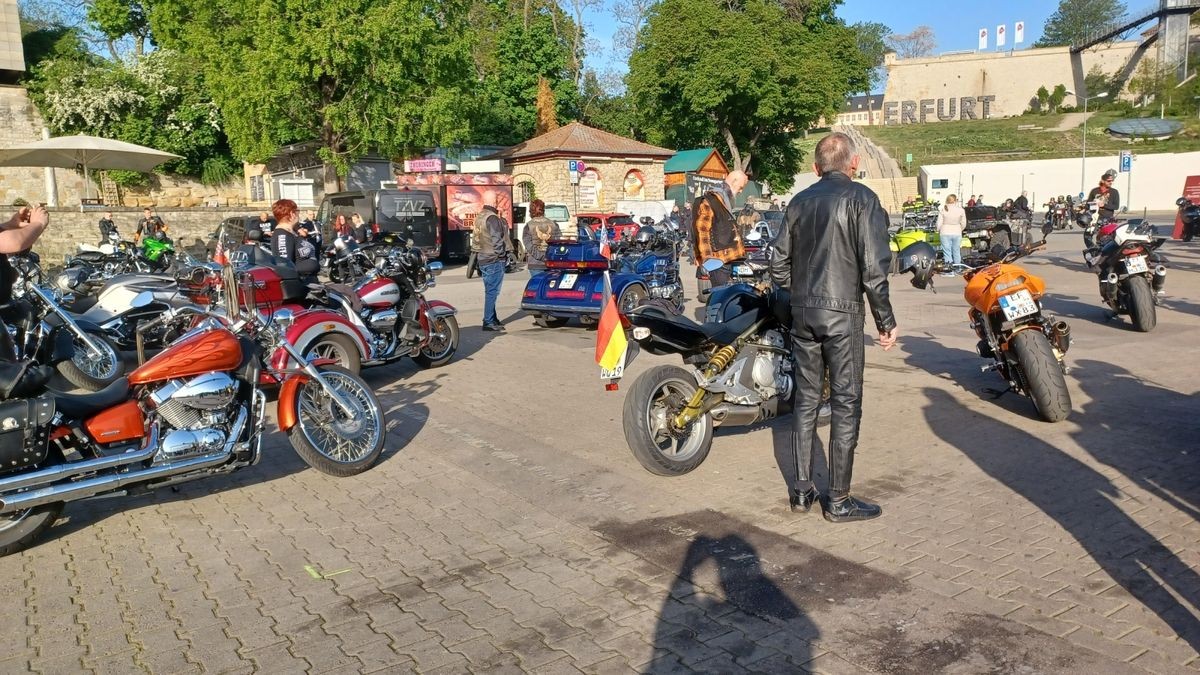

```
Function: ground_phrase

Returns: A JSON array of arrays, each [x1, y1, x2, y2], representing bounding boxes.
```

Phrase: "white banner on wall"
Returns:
[[996, 24, 1006, 48], [1015, 21, 1025, 44], [978, 28, 988, 51]]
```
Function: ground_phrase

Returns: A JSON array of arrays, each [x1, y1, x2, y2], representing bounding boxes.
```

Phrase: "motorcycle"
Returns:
[[310, 243, 459, 370], [7, 255, 126, 392], [1084, 220, 1167, 332], [140, 233, 177, 273], [954, 238, 1073, 422], [0, 267, 387, 556], [615, 266, 795, 475], [1178, 197, 1200, 242], [696, 226, 772, 301]]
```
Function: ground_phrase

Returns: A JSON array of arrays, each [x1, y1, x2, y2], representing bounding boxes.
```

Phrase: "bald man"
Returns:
[[769, 132, 897, 523]]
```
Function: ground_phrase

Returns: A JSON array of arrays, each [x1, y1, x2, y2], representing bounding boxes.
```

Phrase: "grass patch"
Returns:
[[858, 112, 1200, 176], [794, 128, 831, 165]]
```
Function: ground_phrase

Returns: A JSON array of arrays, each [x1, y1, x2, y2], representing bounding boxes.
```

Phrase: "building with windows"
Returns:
[[834, 95, 885, 126]]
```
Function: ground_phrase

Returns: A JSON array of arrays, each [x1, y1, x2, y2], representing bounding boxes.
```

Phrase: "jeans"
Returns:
[[941, 234, 962, 267], [480, 261, 505, 325]]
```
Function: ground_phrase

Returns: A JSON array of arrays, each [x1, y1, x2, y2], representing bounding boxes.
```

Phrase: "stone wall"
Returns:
[[29, 207, 251, 263], [509, 157, 667, 213], [882, 41, 1148, 122]]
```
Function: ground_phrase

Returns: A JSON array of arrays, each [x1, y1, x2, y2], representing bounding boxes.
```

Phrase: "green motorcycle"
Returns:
[[140, 234, 176, 272]]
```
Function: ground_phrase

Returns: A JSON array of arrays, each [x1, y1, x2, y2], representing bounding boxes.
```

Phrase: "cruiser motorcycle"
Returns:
[[0, 268, 386, 556], [1084, 220, 1167, 332]]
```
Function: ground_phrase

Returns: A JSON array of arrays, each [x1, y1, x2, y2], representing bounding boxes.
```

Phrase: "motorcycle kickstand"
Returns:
[[983, 385, 1012, 399]]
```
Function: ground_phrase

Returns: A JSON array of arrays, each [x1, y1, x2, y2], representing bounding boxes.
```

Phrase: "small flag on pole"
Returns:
[[996, 24, 1006, 48], [595, 271, 628, 373], [1014, 21, 1025, 44], [598, 220, 612, 260], [978, 28, 988, 51]]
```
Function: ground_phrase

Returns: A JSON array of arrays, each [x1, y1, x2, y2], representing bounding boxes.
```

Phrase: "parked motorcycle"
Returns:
[[7, 255, 125, 392], [932, 235, 1072, 422], [1084, 220, 1167, 332], [0, 268, 386, 556], [1178, 197, 1200, 242]]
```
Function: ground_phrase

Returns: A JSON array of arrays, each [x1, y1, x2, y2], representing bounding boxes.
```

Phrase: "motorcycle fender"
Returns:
[[1001, 323, 1043, 352], [282, 312, 369, 364], [276, 374, 311, 432], [425, 300, 457, 319]]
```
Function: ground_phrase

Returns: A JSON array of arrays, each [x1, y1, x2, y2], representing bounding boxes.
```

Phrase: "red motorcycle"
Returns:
[[0, 269, 387, 556]]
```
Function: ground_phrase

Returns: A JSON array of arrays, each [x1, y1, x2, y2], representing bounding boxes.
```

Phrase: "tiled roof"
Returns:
[[486, 122, 674, 161], [665, 148, 724, 173]]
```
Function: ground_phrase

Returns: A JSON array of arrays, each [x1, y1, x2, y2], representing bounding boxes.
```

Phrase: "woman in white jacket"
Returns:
[[937, 194, 967, 273]]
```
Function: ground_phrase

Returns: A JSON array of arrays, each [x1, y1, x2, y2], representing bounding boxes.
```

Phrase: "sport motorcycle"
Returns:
[[1177, 197, 1200, 242], [0, 267, 386, 556], [1084, 220, 1167, 332]]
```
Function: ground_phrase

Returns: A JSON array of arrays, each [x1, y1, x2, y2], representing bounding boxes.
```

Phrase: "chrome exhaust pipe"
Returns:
[[1105, 272, 1119, 285], [1051, 321, 1071, 353], [0, 449, 231, 514], [0, 425, 160, 493]]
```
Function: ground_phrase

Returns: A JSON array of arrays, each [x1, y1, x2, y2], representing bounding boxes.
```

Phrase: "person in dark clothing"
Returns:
[[254, 211, 276, 233], [135, 207, 165, 245], [522, 199, 561, 278], [1087, 171, 1120, 221], [0, 205, 50, 358], [270, 199, 320, 283], [98, 211, 118, 245], [700, 170, 748, 288], [350, 213, 370, 244], [1014, 191, 1029, 213], [472, 194, 513, 331], [300, 209, 323, 250], [769, 132, 897, 523]]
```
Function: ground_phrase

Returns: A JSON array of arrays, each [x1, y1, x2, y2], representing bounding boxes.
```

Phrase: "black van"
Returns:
[[318, 189, 440, 258]]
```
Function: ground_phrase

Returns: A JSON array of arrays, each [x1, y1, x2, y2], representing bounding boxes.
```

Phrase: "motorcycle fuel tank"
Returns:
[[358, 277, 401, 309], [130, 328, 243, 385]]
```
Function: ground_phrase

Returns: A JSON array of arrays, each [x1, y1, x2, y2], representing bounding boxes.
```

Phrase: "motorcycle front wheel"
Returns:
[[413, 315, 459, 368], [57, 332, 124, 392], [623, 365, 713, 476], [0, 502, 62, 557], [287, 365, 385, 477], [1011, 330, 1071, 423]]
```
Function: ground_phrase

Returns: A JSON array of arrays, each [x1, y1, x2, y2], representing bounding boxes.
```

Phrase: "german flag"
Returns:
[[595, 272, 627, 372]]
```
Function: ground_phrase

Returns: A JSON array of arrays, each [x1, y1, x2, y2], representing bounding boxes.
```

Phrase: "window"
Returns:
[[517, 180, 535, 202], [250, 175, 266, 202], [932, 179, 949, 189], [544, 205, 570, 221]]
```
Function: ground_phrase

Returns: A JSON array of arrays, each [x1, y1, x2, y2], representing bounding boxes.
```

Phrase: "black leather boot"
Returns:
[[789, 487, 820, 513], [821, 495, 882, 523]]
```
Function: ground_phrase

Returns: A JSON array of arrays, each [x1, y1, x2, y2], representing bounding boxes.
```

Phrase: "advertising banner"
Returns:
[[1015, 21, 1025, 44], [1173, 175, 1200, 239], [996, 24, 1006, 48], [978, 28, 988, 50]]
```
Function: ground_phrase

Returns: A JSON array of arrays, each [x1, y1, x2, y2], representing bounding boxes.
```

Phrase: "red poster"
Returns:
[[445, 184, 513, 231], [1174, 175, 1200, 239]]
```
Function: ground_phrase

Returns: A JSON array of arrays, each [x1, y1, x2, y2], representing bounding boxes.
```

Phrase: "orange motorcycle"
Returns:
[[960, 242, 1073, 422], [0, 268, 386, 556]]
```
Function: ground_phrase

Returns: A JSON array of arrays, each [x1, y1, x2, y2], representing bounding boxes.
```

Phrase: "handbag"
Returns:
[[0, 397, 55, 475]]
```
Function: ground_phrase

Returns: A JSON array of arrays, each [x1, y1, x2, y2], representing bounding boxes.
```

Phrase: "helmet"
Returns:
[[1177, 197, 1191, 208], [634, 224, 658, 243], [1102, 169, 1117, 180], [1076, 211, 1093, 227], [897, 241, 936, 290]]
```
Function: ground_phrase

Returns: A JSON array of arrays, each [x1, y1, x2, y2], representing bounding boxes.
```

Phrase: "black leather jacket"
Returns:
[[769, 172, 896, 333]]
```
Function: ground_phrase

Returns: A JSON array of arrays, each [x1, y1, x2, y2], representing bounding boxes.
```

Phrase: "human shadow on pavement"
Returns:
[[42, 374, 439, 546], [1069, 359, 1200, 522], [899, 335, 1036, 418], [646, 534, 815, 673], [922, 387, 1200, 652]]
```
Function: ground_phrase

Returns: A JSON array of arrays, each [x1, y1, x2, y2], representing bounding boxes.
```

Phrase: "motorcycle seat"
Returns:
[[48, 377, 131, 420], [632, 304, 746, 345]]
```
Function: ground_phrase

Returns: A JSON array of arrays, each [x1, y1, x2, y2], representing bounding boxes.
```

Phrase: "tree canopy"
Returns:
[[627, 0, 868, 189], [1035, 0, 1128, 48], [850, 21, 890, 93], [150, 0, 476, 191]]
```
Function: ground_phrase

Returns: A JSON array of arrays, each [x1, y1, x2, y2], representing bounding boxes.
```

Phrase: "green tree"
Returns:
[[850, 21, 890, 93], [151, 0, 475, 192], [578, 70, 641, 138], [1035, 0, 1127, 48], [1049, 84, 1068, 112], [627, 0, 867, 189], [1035, 85, 1050, 113], [1084, 65, 1117, 101], [86, 0, 154, 59]]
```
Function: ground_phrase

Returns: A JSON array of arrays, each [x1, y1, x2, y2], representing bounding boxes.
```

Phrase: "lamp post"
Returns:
[[1067, 90, 1110, 195]]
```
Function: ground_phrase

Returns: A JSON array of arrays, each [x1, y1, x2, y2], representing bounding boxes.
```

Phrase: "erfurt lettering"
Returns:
[[882, 96, 997, 124]]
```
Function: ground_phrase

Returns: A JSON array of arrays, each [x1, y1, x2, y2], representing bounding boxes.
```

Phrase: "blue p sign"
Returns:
[[568, 160, 578, 172], [1119, 152, 1132, 172]]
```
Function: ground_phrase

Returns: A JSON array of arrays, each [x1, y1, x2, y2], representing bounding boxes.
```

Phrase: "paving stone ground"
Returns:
[[2, 228, 1198, 673]]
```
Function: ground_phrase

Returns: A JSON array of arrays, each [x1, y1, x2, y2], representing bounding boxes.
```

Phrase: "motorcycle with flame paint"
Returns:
[[0, 268, 386, 556]]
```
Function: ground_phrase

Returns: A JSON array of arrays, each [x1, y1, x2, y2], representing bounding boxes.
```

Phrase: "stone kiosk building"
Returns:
[[486, 123, 672, 212]]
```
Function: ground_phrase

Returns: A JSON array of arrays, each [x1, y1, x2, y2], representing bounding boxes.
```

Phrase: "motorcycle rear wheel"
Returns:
[[1124, 275, 1156, 333], [1011, 330, 1071, 423], [0, 502, 62, 557], [413, 315, 459, 368], [624, 365, 713, 476], [57, 332, 124, 392], [287, 366, 385, 477], [304, 334, 361, 375]]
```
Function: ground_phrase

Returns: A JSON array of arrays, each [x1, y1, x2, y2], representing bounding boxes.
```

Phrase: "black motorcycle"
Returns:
[[1178, 197, 1200, 243]]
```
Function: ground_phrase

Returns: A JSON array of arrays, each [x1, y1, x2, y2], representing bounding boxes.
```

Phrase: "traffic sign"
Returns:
[[1119, 150, 1132, 172], [569, 170, 580, 185], [905, 153, 913, 164], [568, 160, 578, 172], [577, 161, 587, 173]]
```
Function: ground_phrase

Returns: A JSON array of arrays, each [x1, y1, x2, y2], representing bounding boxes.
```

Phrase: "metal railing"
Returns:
[[1071, 0, 1200, 53]]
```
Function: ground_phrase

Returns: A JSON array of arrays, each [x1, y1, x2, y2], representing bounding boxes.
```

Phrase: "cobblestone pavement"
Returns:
[[2, 230, 1198, 673]]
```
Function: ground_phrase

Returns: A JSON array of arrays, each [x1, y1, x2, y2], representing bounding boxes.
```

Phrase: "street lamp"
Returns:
[[1066, 90, 1110, 195]]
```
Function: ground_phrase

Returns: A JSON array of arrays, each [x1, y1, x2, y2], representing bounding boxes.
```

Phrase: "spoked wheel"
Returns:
[[413, 315, 459, 368], [619, 285, 648, 314], [304, 334, 361, 375], [57, 332, 124, 392], [0, 503, 62, 557], [623, 365, 713, 476], [287, 366, 385, 476]]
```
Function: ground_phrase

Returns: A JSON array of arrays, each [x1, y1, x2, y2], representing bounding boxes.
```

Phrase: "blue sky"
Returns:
[[582, 0, 1061, 76]]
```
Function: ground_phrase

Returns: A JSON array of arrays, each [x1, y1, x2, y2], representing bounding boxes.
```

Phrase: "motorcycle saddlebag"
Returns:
[[0, 397, 55, 475]]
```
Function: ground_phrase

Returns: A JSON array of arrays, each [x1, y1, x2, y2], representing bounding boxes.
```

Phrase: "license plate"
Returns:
[[559, 273, 578, 290], [600, 344, 628, 379], [999, 289, 1038, 321], [967, 232, 986, 239], [733, 264, 752, 276], [1124, 255, 1148, 274]]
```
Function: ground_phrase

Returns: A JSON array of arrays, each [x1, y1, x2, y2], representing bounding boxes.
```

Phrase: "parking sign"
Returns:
[[1120, 150, 1132, 172], [568, 159, 578, 172]]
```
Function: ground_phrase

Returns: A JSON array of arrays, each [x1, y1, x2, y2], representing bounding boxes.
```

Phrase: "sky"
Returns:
[[582, 0, 1063, 80]]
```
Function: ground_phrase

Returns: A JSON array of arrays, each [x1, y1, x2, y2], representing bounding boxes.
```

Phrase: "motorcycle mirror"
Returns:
[[427, 261, 444, 276], [131, 290, 155, 308], [701, 258, 724, 273]]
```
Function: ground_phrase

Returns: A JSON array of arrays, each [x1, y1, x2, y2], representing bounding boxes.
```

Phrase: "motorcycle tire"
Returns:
[[1011, 330, 1071, 423], [1124, 275, 1156, 333], [623, 365, 714, 476], [0, 502, 63, 557], [413, 315, 459, 368], [57, 332, 125, 392], [286, 365, 385, 477], [1183, 224, 1195, 243], [303, 334, 362, 375]]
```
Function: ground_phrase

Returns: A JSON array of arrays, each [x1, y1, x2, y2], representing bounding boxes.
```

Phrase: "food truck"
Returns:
[[393, 171, 515, 261]]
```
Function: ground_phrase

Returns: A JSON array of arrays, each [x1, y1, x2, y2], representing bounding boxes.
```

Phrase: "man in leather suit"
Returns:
[[769, 132, 898, 523]]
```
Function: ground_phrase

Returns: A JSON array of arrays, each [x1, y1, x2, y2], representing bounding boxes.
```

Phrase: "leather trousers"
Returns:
[[789, 308, 865, 499]]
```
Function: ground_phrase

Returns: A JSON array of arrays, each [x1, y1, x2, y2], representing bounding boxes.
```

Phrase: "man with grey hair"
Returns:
[[769, 131, 897, 523]]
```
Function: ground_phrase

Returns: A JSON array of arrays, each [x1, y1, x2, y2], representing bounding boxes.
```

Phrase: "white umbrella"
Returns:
[[0, 134, 182, 204]]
